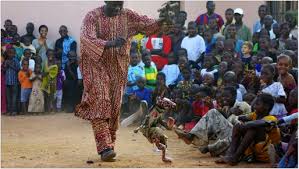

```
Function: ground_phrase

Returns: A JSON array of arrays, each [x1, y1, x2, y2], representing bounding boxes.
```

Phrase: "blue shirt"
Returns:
[[132, 87, 152, 107], [5, 57, 20, 85], [253, 19, 277, 33], [126, 65, 145, 94], [235, 39, 244, 56]]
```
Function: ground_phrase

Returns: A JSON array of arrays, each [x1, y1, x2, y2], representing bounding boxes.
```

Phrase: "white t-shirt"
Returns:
[[181, 35, 205, 62], [262, 82, 287, 117], [200, 68, 218, 78], [20, 59, 35, 71], [161, 64, 180, 86]]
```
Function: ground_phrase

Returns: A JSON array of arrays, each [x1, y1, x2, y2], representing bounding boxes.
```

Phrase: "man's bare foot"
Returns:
[[215, 155, 238, 166], [174, 128, 193, 145]]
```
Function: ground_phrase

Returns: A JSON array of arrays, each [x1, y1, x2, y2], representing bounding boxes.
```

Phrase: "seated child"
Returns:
[[142, 51, 157, 90], [241, 41, 253, 70], [126, 52, 145, 95], [217, 93, 279, 165], [184, 85, 214, 132], [223, 71, 247, 102], [260, 64, 288, 119], [200, 53, 218, 79], [276, 54, 297, 96], [152, 72, 171, 106], [217, 61, 228, 87], [201, 73, 217, 97], [243, 93, 256, 106], [213, 38, 225, 64], [161, 52, 180, 88], [176, 66, 193, 100]]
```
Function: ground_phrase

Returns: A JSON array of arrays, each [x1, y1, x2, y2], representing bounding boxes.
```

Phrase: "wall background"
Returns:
[[1, 1, 264, 49]]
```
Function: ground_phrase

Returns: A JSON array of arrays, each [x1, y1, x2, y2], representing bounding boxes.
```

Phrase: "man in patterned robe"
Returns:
[[75, 1, 162, 161]]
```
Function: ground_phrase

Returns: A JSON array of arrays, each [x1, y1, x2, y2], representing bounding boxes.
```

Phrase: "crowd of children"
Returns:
[[123, 2, 298, 167], [1, 1, 298, 167], [1, 20, 82, 115]]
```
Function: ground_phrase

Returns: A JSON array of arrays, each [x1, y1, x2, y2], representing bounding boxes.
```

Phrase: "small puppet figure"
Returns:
[[134, 97, 176, 163]]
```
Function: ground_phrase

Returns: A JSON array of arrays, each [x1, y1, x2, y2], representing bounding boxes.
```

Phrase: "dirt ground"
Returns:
[[1, 113, 270, 168]]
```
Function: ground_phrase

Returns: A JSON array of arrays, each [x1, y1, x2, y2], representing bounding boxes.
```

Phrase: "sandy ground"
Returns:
[[1, 113, 271, 168]]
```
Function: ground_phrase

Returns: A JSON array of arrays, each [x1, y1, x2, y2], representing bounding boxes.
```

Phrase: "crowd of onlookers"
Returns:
[[1, 1, 298, 167], [1, 21, 82, 115], [122, 2, 298, 167]]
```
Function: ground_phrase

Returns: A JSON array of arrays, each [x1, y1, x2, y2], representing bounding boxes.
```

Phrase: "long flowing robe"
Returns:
[[75, 6, 159, 128]]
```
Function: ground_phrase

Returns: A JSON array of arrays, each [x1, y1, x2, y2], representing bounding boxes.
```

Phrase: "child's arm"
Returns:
[[242, 119, 276, 129]]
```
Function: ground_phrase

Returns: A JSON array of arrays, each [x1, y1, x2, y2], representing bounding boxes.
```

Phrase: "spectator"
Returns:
[[181, 21, 205, 69], [234, 8, 252, 41], [55, 25, 77, 69], [20, 22, 36, 44], [253, 5, 277, 33], [221, 8, 235, 35], [32, 25, 54, 64], [195, 1, 224, 31]]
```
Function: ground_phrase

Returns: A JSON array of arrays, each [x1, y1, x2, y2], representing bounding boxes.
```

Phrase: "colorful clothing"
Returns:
[[144, 66, 157, 90], [195, 13, 224, 31], [18, 70, 33, 89], [28, 72, 44, 112], [132, 88, 152, 107], [146, 34, 171, 71], [243, 113, 281, 162], [75, 6, 159, 153], [177, 80, 193, 99], [41, 61, 58, 95], [4, 57, 20, 85], [32, 39, 54, 64]]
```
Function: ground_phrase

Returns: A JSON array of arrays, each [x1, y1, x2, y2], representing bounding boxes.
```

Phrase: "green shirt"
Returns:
[[144, 66, 157, 90], [236, 24, 252, 42]]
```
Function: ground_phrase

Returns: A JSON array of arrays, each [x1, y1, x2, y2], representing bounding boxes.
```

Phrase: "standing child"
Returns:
[[28, 64, 44, 113], [142, 52, 157, 90], [55, 60, 66, 112], [64, 51, 78, 113], [20, 49, 35, 71], [161, 52, 180, 88], [3, 47, 20, 115], [276, 54, 297, 96], [18, 59, 32, 114], [260, 64, 288, 119], [41, 49, 58, 113], [20, 36, 36, 55]]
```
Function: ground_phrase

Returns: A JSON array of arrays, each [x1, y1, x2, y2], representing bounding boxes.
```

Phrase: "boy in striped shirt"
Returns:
[[142, 52, 157, 90]]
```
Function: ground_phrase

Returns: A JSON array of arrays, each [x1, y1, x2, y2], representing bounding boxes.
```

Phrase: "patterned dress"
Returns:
[[28, 73, 44, 112], [75, 6, 159, 153]]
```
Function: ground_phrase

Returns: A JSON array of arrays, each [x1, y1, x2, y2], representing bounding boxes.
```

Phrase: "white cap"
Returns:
[[234, 8, 244, 15]]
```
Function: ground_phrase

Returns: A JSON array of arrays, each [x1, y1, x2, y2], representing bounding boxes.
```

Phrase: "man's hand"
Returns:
[[105, 37, 126, 48]]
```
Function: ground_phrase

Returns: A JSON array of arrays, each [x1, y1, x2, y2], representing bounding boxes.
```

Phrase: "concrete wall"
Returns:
[[1, 1, 265, 46]]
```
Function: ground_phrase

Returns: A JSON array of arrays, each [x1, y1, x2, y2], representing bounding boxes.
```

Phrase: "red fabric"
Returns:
[[195, 13, 224, 31], [192, 101, 209, 117], [75, 6, 159, 121], [184, 121, 197, 132], [289, 108, 298, 124], [146, 34, 171, 70], [151, 55, 168, 71]]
